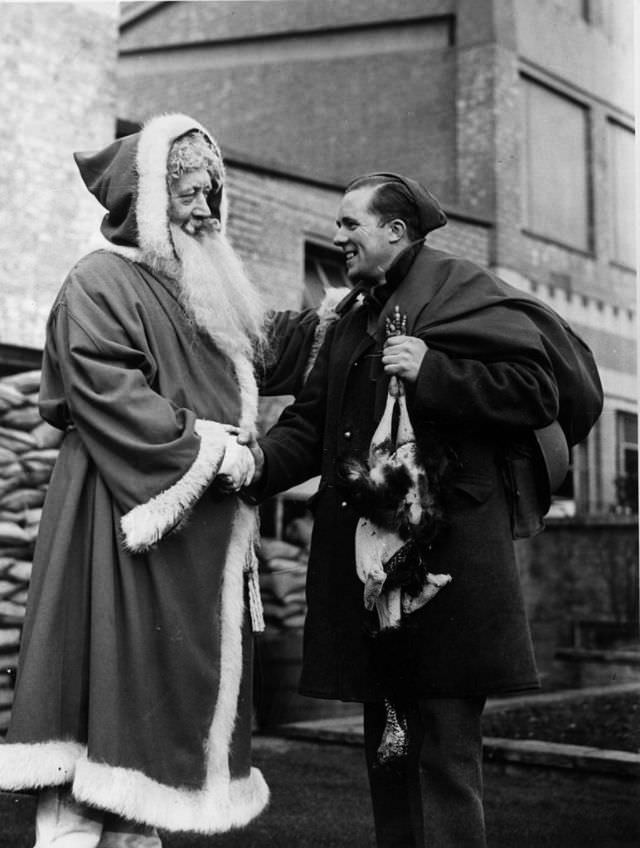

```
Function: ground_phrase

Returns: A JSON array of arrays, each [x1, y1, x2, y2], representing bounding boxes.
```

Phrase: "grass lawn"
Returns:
[[482, 689, 640, 753]]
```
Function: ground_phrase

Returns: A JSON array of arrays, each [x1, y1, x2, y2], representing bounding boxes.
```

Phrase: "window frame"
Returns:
[[303, 240, 351, 309], [607, 117, 636, 270], [520, 74, 594, 254]]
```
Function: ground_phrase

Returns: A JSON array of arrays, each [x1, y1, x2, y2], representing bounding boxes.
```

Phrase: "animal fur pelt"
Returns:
[[338, 436, 446, 547], [337, 416, 452, 618]]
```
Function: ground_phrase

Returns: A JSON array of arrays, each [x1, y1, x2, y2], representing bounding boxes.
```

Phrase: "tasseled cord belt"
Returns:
[[245, 543, 265, 633]]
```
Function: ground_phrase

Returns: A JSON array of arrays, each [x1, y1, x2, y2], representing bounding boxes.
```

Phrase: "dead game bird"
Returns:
[[338, 307, 452, 766]]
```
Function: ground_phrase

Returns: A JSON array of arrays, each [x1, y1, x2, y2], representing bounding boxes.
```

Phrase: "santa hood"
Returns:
[[74, 113, 228, 260]]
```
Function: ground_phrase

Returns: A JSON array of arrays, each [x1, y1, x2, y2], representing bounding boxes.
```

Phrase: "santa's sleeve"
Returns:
[[249, 321, 335, 503], [259, 288, 350, 397], [39, 266, 230, 553]]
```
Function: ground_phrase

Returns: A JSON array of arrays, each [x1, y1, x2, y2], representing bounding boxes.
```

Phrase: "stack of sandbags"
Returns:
[[258, 537, 308, 633], [0, 371, 62, 731]]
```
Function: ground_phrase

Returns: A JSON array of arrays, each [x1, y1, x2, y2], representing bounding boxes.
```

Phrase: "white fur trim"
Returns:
[[304, 286, 352, 380], [120, 419, 229, 553], [135, 113, 227, 263], [72, 503, 268, 833], [232, 352, 259, 437], [0, 498, 266, 833], [87, 232, 143, 262], [0, 740, 85, 789], [318, 286, 352, 319], [72, 761, 268, 834]]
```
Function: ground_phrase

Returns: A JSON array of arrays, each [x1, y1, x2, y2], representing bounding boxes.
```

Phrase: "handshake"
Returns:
[[216, 429, 264, 493]]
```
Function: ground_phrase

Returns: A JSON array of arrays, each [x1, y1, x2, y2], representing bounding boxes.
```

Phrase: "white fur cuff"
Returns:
[[120, 419, 229, 553]]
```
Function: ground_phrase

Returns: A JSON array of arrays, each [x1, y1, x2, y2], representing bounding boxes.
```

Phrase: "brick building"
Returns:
[[117, 0, 636, 515], [0, 2, 118, 371]]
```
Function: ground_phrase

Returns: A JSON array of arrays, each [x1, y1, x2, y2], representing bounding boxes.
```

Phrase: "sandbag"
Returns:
[[2, 370, 42, 395], [2, 407, 43, 431], [7, 561, 32, 582], [0, 427, 37, 454], [0, 600, 26, 621], [0, 448, 18, 466], [0, 523, 30, 546], [0, 488, 46, 511], [0, 384, 26, 411], [259, 538, 304, 561]]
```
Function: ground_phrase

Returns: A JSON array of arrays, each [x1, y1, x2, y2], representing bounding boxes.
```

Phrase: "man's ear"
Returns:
[[387, 218, 407, 243]]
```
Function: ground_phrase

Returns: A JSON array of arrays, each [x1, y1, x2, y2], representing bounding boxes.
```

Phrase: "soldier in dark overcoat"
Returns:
[[249, 173, 603, 847]]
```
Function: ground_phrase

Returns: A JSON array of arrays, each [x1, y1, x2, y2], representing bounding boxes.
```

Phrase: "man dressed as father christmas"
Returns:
[[0, 114, 320, 846]]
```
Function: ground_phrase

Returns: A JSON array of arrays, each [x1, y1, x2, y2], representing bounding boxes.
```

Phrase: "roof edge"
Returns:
[[119, 1, 172, 31]]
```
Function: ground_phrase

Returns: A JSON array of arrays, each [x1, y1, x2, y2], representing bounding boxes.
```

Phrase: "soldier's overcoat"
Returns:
[[257, 243, 603, 702]]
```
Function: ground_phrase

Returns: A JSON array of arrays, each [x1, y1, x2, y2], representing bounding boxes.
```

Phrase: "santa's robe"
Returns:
[[0, 249, 316, 833]]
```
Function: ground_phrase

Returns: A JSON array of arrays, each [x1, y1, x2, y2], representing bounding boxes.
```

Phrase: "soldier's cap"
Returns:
[[345, 171, 447, 236]]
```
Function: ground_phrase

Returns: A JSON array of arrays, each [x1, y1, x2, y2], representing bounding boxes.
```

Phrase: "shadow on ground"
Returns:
[[1, 736, 638, 847]]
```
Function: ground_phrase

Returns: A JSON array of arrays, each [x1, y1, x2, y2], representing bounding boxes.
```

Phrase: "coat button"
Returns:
[[344, 430, 352, 440]]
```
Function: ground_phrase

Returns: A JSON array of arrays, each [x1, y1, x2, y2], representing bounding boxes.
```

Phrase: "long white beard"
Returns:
[[167, 224, 266, 359]]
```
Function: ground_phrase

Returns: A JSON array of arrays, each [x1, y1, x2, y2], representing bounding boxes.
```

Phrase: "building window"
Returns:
[[304, 242, 350, 308], [521, 77, 591, 251], [608, 119, 636, 268], [615, 411, 638, 513], [554, 0, 590, 20]]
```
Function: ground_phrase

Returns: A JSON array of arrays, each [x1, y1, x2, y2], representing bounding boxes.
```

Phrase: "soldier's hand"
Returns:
[[382, 335, 428, 383], [244, 438, 265, 485]]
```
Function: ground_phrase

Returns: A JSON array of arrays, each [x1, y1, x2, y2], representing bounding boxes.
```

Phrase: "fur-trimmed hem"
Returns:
[[120, 419, 229, 552], [0, 740, 85, 790], [75, 504, 265, 833], [72, 759, 269, 834]]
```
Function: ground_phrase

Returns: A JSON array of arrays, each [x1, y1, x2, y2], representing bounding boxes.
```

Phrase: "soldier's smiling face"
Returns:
[[333, 186, 398, 285]]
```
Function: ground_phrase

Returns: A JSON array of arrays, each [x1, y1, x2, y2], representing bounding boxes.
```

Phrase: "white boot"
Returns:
[[98, 819, 162, 848], [34, 788, 103, 848]]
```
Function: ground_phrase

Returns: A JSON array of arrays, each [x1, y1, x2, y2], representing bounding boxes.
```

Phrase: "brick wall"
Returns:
[[455, 44, 499, 222], [225, 163, 493, 311], [0, 2, 118, 350], [516, 517, 638, 688], [119, 45, 457, 201], [120, 0, 454, 51]]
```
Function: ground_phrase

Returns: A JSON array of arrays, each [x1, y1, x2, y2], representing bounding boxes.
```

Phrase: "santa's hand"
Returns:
[[382, 335, 428, 383], [217, 438, 256, 491]]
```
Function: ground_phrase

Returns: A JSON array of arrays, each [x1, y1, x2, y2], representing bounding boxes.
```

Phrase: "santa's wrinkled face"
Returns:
[[168, 168, 218, 240]]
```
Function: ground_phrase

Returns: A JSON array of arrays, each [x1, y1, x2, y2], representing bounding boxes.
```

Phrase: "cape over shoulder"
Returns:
[[58, 250, 161, 312], [390, 245, 603, 447]]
